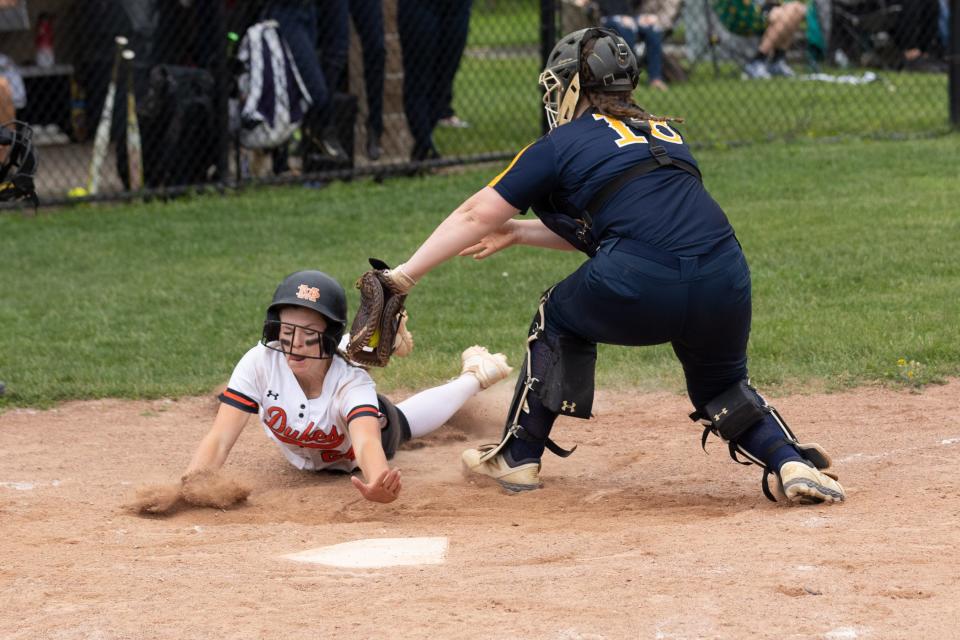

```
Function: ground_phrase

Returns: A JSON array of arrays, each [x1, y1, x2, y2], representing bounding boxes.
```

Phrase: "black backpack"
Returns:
[[137, 65, 219, 188]]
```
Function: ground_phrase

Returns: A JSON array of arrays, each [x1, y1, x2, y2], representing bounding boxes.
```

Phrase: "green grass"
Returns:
[[468, 0, 540, 49], [443, 55, 951, 157], [2, 135, 959, 407], [452, 0, 950, 154]]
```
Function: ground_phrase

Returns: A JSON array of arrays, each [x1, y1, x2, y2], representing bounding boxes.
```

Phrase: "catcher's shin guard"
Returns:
[[476, 288, 591, 468], [691, 380, 843, 503]]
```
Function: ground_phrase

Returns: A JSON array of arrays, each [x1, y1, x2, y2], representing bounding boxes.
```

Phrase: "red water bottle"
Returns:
[[35, 13, 55, 68]]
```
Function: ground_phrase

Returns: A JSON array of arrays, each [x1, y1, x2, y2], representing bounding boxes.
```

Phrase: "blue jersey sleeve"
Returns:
[[487, 137, 558, 212]]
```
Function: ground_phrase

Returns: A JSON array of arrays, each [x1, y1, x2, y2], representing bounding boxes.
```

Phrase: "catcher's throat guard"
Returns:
[[0, 121, 39, 208], [479, 288, 595, 465], [346, 258, 410, 367], [692, 380, 840, 502]]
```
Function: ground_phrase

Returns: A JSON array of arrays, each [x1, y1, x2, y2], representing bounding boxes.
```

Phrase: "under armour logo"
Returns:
[[266, 390, 279, 400], [713, 407, 728, 422], [296, 284, 320, 302], [560, 401, 576, 413]]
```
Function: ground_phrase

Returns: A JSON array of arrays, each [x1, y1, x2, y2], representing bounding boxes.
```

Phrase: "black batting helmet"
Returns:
[[539, 27, 639, 130], [261, 271, 348, 353]]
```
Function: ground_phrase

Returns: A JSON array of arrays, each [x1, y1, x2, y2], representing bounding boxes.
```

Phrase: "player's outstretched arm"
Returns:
[[459, 218, 575, 259], [348, 415, 402, 503], [401, 186, 518, 282], [184, 403, 251, 476], [127, 403, 251, 515]]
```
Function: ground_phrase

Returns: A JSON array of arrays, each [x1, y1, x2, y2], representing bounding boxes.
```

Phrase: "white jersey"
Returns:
[[219, 343, 382, 472]]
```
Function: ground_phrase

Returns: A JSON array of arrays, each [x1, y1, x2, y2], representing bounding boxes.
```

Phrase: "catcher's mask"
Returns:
[[261, 270, 348, 360], [0, 121, 39, 207], [538, 27, 639, 130]]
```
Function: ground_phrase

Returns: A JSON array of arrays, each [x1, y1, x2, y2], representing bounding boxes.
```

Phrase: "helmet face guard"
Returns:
[[538, 28, 639, 130], [262, 320, 339, 360]]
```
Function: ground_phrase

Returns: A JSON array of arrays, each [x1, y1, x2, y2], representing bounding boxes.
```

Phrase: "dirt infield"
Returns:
[[2, 380, 959, 639]]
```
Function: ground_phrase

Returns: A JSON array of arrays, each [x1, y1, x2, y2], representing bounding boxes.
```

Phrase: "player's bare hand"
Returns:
[[351, 468, 402, 503], [459, 220, 518, 260]]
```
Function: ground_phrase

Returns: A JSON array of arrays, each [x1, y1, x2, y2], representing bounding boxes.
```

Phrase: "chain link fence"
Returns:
[[0, 0, 956, 209]]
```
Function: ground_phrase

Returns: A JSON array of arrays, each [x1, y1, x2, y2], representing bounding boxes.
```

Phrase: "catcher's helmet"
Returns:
[[539, 28, 639, 130], [0, 121, 39, 207], [262, 271, 348, 355]]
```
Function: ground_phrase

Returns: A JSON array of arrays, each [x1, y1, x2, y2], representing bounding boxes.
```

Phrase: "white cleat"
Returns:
[[778, 461, 845, 504], [460, 345, 512, 389], [462, 444, 541, 492]]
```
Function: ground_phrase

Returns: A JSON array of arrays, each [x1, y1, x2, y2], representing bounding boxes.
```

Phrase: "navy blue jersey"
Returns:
[[489, 108, 734, 255]]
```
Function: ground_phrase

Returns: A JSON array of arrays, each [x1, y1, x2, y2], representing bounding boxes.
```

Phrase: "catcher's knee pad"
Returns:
[[480, 289, 596, 464], [377, 393, 410, 460], [691, 380, 838, 502]]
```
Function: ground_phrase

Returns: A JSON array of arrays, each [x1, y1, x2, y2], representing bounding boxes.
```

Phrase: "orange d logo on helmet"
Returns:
[[296, 284, 321, 302]]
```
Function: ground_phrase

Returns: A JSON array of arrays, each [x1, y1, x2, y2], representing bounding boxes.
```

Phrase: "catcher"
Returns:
[[368, 28, 844, 504], [139, 269, 511, 511]]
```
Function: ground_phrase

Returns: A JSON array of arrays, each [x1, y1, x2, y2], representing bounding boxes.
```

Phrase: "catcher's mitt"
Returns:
[[346, 258, 414, 367]]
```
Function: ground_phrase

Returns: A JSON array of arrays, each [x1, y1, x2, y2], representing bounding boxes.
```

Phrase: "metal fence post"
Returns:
[[540, 0, 557, 135], [951, 0, 960, 126]]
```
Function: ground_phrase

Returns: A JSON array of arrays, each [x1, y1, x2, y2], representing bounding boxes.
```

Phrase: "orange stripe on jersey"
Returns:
[[488, 142, 534, 188], [223, 390, 257, 408]]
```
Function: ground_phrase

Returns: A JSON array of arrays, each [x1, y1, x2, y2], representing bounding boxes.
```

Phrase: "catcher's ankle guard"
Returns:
[[691, 380, 839, 502], [479, 288, 586, 465]]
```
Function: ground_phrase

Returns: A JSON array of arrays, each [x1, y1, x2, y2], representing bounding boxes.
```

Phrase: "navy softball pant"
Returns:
[[546, 235, 752, 410]]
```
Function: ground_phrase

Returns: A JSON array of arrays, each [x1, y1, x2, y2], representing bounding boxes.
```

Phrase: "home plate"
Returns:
[[281, 537, 449, 569]]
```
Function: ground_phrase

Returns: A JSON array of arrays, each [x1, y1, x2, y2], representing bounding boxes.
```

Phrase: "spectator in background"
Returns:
[[594, 0, 669, 91], [712, 0, 807, 79], [0, 78, 12, 129], [397, 0, 473, 162], [0, 71, 16, 165], [267, 0, 347, 168], [0, 53, 25, 120], [939, 0, 950, 52], [892, 0, 945, 71], [318, 0, 387, 161], [435, 1, 473, 129]]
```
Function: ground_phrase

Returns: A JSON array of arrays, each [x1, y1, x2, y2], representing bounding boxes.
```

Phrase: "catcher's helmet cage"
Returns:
[[0, 121, 39, 207], [262, 270, 348, 351], [539, 28, 639, 130]]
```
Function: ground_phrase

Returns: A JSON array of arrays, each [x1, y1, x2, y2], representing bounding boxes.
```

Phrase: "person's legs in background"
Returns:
[[268, 1, 346, 166], [636, 20, 667, 91], [349, 0, 386, 159], [433, 1, 473, 131], [939, 0, 950, 52], [893, 0, 942, 68], [758, 1, 806, 77], [398, 0, 441, 161], [318, 0, 350, 92], [0, 78, 13, 164]]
